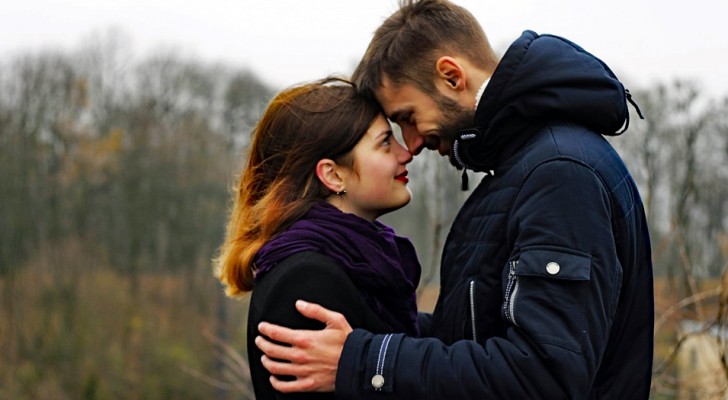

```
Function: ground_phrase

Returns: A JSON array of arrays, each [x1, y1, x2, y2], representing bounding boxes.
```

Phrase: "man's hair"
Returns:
[[352, 0, 497, 98]]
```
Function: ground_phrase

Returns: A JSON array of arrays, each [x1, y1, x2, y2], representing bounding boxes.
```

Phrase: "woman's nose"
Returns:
[[399, 145, 413, 164]]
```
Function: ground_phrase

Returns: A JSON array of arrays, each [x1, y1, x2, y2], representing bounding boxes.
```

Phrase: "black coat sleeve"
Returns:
[[247, 251, 389, 400], [417, 312, 433, 337]]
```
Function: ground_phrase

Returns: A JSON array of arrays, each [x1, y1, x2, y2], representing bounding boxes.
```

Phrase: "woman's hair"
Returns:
[[352, 0, 497, 98], [215, 77, 383, 296]]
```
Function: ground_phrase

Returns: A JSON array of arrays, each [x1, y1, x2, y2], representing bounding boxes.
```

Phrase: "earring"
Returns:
[[336, 188, 347, 195]]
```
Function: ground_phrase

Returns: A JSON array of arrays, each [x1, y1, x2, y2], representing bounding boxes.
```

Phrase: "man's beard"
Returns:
[[433, 92, 475, 167]]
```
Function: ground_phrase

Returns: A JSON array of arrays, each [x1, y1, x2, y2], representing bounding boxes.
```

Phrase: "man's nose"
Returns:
[[402, 126, 424, 155]]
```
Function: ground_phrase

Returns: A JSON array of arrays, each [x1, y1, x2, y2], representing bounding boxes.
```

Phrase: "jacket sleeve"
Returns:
[[335, 159, 621, 399]]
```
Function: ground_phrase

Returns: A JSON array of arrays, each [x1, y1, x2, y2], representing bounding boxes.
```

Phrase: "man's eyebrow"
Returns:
[[388, 109, 407, 122]]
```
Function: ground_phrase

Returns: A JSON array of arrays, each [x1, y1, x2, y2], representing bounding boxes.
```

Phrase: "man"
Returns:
[[255, 0, 654, 398]]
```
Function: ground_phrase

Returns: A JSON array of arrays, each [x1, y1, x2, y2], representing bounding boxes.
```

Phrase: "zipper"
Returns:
[[469, 279, 477, 341], [504, 260, 520, 327], [452, 132, 476, 170]]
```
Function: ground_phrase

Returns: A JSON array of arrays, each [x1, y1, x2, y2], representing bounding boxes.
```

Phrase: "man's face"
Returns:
[[375, 77, 474, 166]]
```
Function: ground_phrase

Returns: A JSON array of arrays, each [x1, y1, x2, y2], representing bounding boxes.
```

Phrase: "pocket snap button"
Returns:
[[546, 262, 560, 275]]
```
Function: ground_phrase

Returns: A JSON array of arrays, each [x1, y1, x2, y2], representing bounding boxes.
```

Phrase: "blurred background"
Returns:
[[1, 1, 727, 399]]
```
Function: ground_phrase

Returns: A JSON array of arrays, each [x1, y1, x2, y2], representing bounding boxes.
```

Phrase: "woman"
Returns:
[[214, 78, 420, 399]]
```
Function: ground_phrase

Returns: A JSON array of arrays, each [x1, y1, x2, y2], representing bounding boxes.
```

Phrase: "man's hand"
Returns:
[[255, 300, 353, 393]]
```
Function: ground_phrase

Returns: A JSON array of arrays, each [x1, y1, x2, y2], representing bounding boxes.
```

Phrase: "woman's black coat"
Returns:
[[247, 251, 392, 400]]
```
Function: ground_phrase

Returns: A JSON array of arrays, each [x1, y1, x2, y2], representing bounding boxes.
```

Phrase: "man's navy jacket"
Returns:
[[336, 31, 654, 399]]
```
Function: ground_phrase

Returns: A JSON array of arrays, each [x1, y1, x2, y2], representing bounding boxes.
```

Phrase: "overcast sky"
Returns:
[[2, 0, 728, 99]]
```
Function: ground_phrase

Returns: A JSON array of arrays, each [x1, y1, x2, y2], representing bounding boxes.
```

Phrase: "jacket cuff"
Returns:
[[336, 329, 403, 398]]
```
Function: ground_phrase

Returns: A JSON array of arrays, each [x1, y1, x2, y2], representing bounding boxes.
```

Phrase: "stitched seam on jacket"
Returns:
[[375, 334, 393, 391]]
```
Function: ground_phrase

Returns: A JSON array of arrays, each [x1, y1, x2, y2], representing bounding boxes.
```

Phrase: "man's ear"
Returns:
[[435, 56, 466, 92], [315, 159, 346, 194]]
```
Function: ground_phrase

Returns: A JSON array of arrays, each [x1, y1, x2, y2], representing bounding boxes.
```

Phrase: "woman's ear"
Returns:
[[316, 159, 346, 194]]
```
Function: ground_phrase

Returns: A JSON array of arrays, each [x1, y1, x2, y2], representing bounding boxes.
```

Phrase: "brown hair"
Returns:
[[215, 78, 382, 296], [352, 0, 497, 98]]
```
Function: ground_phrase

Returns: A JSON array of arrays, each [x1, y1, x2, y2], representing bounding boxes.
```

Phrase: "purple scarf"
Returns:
[[253, 202, 421, 336]]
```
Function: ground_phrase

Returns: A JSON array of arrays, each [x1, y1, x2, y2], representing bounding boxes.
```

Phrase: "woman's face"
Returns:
[[338, 114, 413, 221]]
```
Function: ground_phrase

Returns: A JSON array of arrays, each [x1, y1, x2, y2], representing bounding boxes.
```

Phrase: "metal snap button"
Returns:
[[546, 262, 560, 275], [371, 374, 385, 388]]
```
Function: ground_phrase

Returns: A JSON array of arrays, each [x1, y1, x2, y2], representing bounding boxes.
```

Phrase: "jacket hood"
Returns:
[[453, 30, 636, 172]]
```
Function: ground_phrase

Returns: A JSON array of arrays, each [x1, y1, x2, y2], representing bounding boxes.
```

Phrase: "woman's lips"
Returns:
[[395, 171, 409, 184]]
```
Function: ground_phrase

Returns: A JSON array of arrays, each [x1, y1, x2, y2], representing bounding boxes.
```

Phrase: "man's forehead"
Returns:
[[375, 78, 410, 118], [375, 77, 396, 100]]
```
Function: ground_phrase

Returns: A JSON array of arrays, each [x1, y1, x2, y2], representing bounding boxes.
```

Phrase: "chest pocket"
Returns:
[[503, 247, 591, 353]]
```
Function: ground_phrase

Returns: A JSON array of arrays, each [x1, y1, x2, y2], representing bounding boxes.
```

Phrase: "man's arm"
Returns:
[[256, 300, 350, 393], [337, 159, 621, 399]]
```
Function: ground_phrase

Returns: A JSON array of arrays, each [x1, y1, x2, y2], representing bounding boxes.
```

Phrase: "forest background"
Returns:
[[1, 21, 728, 400]]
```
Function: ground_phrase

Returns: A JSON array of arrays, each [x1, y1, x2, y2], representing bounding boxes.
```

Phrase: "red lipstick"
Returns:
[[395, 171, 409, 184]]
